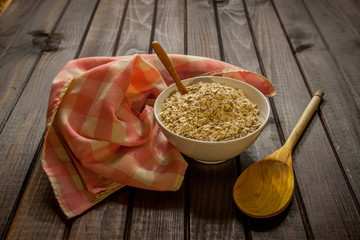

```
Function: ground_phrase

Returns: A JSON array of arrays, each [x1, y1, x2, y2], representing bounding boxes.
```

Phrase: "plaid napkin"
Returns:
[[41, 54, 275, 218]]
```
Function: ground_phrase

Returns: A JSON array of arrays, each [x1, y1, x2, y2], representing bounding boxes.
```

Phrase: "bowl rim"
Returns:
[[154, 76, 270, 144]]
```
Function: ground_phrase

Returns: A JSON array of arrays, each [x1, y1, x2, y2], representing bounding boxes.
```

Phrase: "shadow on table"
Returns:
[[246, 201, 293, 232]]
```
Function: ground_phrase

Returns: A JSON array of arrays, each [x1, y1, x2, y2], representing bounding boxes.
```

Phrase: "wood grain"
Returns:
[[68, 190, 130, 239], [153, 0, 185, 55], [0, 0, 68, 129], [245, 0, 360, 238], [1, 0, 99, 238], [6, 160, 67, 240], [0, 0, 69, 234], [130, 188, 185, 240], [187, 0, 221, 59], [0, 0, 359, 239], [303, 0, 360, 92], [78, 0, 128, 57], [115, 0, 156, 56], [188, 159, 245, 239], [215, 0, 261, 73], [0, 0, 42, 55], [300, 0, 360, 201]]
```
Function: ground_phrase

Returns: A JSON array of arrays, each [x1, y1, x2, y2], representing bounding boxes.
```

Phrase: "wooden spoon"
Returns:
[[151, 41, 189, 95], [233, 90, 324, 218]]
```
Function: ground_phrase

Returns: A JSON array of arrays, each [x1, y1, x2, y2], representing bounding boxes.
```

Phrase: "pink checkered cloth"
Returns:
[[41, 54, 276, 218]]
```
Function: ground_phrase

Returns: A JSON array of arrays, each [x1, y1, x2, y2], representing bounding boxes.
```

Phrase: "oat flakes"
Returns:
[[159, 82, 261, 141]]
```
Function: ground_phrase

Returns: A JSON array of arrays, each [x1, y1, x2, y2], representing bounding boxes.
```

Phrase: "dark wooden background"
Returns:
[[0, 0, 359, 239]]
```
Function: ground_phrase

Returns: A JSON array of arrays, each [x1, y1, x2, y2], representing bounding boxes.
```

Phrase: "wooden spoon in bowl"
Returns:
[[233, 90, 324, 218], [151, 41, 189, 95]]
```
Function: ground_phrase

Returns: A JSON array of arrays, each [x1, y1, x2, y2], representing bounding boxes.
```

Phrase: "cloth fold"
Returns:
[[41, 54, 276, 218]]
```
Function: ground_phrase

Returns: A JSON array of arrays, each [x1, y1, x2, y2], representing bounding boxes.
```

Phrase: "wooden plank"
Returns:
[[2, 0, 99, 238], [0, 0, 42, 55], [5, 160, 67, 240], [0, 0, 70, 234], [217, 0, 307, 238], [216, 0, 260, 73], [0, 0, 68, 129], [68, 190, 130, 240], [326, 0, 360, 34], [303, 0, 360, 92], [130, 188, 185, 239], [187, 0, 221, 59], [188, 159, 245, 239], [186, 0, 245, 238], [152, 0, 185, 55], [115, 0, 156, 56], [129, 0, 186, 239], [244, 0, 360, 238], [78, 0, 128, 57]]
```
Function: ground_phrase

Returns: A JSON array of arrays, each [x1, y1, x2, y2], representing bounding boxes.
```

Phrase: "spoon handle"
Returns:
[[283, 90, 324, 151], [151, 41, 189, 95]]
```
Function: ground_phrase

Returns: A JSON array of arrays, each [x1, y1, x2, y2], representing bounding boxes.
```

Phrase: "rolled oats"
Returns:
[[159, 82, 261, 141]]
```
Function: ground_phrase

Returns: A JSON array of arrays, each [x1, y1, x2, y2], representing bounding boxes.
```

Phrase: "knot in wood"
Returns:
[[209, 0, 229, 7], [288, 27, 314, 53], [30, 30, 62, 52]]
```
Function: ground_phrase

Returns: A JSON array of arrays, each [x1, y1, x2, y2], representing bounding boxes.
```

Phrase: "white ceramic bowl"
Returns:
[[154, 76, 270, 164]]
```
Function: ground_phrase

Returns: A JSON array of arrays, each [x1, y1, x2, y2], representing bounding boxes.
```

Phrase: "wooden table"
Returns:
[[1, 0, 359, 239]]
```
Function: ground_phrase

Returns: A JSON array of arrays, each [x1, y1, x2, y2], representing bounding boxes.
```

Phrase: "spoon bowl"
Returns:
[[233, 90, 324, 218], [233, 151, 294, 218]]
